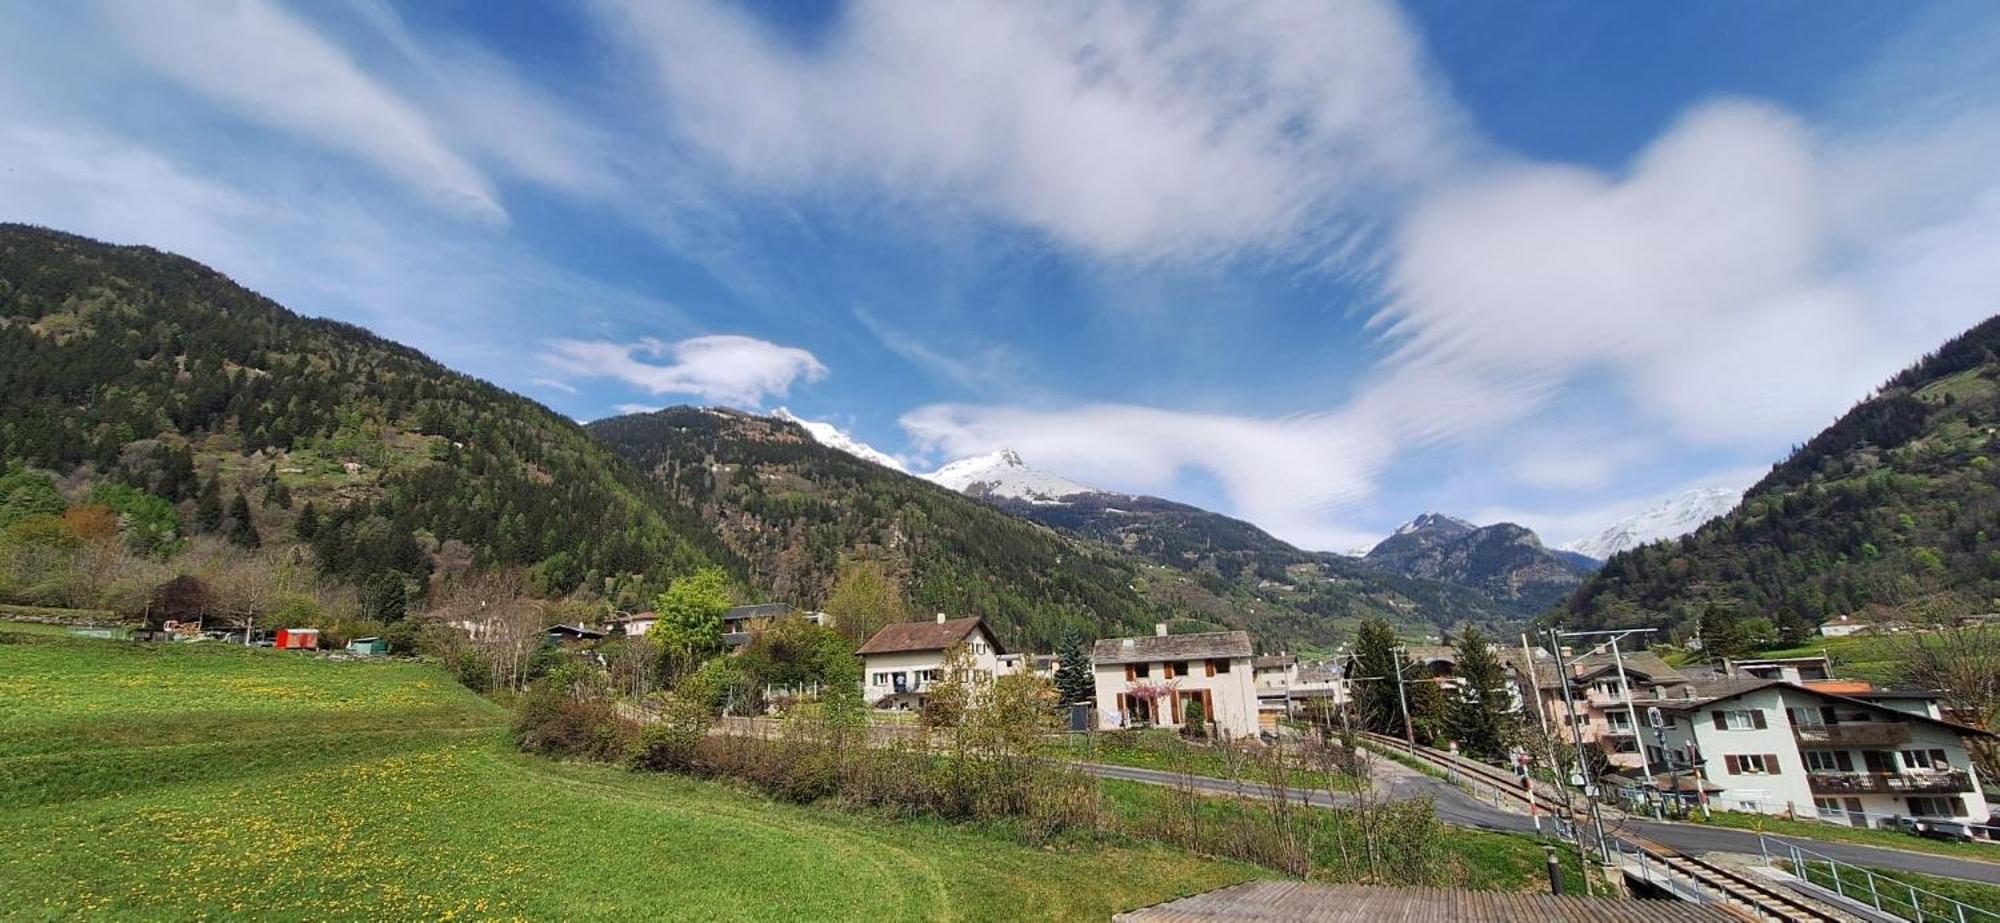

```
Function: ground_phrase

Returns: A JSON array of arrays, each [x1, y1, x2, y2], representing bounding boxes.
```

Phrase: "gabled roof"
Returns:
[[856, 617, 1000, 656], [1094, 630, 1252, 666], [1645, 679, 1994, 739], [546, 623, 606, 639], [723, 603, 797, 622], [1516, 650, 1689, 690]]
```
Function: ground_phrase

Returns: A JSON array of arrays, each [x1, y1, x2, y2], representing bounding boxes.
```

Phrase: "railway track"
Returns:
[[1353, 731, 1850, 922]]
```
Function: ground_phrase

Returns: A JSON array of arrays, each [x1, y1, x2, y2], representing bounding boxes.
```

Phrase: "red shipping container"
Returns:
[[275, 628, 320, 650]]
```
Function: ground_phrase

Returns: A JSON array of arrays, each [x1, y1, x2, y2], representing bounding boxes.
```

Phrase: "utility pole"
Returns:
[[1547, 630, 1611, 865], [1605, 632, 1661, 820], [1391, 645, 1416, 754], [1556, 628, 1661, 820]]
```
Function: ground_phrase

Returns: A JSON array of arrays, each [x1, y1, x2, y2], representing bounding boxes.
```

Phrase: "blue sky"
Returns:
[[3, 1, 1998, 552]]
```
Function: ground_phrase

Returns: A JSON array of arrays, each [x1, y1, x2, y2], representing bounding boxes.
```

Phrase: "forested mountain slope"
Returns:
[[1363, 513, 1597, 611], [0, 225, 725, 605], [588, 407, 1182, 648], [1563, 313, 2000, 633]]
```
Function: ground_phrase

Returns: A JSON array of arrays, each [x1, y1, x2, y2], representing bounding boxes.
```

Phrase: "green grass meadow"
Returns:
[[0, 628, 1251, 921]]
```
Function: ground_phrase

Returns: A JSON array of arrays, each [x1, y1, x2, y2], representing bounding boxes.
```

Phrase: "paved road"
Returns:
[[1075, 759, 2000, 886]]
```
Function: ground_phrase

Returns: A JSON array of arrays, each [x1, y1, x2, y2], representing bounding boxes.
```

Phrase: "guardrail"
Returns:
[[1759, 834, 1999, 923]]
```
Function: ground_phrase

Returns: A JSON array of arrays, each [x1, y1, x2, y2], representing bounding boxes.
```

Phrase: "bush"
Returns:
[[511, 683, 638, 762]]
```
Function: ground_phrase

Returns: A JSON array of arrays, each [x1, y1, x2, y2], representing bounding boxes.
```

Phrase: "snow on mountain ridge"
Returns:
[[1561, 486, 1741, 560], [772, 408, 907, 473], [925, 449, 1095, 504]]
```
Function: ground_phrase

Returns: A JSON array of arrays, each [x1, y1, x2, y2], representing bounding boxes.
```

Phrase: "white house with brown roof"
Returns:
[[1641, 678, 1992, 825], [1093, 625, 1258, 738], [855, 614, 1005, 710]]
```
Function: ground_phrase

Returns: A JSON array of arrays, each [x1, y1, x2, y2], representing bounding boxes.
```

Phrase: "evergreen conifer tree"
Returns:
[[194, 473, 223, 532], [225, 490, 259, 548], [1053, 630, 1094, 705]]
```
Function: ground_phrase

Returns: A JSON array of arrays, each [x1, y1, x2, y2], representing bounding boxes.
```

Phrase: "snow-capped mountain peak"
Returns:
[[925, 449, 1094, 504], [1394, 512, 1477, 536], [1561, 486, 1741, 561], [772, 408, 906, 473]]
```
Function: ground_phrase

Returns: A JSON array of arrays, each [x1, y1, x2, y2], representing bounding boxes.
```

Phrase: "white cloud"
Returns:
[[544, 335, 829, 407], [92, 0, 503, 220], [594, 0, 1465, 261], [346, 0, 617, 196], [1381, 99, 2000, 448], [901, 403, 1396, 551]]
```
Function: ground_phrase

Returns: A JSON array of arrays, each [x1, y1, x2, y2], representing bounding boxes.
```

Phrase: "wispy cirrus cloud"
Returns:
[[90, 0, 504, 220], [594, 0, 1467, 262], [543, 335, 828, 407]]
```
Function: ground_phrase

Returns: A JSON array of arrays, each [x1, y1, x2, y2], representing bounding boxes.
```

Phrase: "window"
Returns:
[[1606, 712, 1633, 730], [1899, 749, 1951, 771], [1813, 797, 1842, 814], [1134, 663, 1151, 679], [1211, 658, 1231, 674], [1724, 753, 1780, 775], [1712, 709, 1765, 731], [1594, 680, 1623, 697], [1609, 738, 1639, 754], [1804, 751, 1847, 773], [1908, 796, 1967, 818], [871, 672, 887, 687], [970, 640, 987, 655], [916, 669, 941, 684]]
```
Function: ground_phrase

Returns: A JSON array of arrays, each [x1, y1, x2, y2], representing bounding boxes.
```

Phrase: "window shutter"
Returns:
[[1765, 754, 1781, 775], [1125, 665, 1134, 682], [1712, 712, 1727, 730], [1724, 755, 1740, 774], [1205, 659, 1216, 677], [1163, 661, 1175, 679], [1751, 710, 1767, 730]]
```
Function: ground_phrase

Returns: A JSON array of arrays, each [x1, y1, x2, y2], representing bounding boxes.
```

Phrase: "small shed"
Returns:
[[275, 628, 320, 651], [347, 636, 388, 656]]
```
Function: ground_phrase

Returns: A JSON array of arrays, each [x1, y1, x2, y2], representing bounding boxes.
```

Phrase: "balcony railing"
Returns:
[[1791, 722, 1910, 747], [1806, 770, 1972, 796]]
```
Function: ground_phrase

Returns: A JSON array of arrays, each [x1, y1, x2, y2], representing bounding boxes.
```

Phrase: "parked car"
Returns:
[[1891, 817, 1977, 843]]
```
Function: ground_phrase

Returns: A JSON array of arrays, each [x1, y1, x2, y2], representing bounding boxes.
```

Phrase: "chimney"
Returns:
[[1155, 623, 1169, 637], [936, 612, 947, 624]]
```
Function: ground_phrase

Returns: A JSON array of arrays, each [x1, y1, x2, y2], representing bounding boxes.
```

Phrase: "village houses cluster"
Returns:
[[542, 603, 1992, 832]]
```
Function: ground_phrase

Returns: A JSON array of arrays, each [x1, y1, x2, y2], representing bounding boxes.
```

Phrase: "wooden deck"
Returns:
[[1114, 881, 1739, 922]]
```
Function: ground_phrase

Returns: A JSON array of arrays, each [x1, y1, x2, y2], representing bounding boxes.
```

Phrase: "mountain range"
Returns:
[[12, 223, 1984, 651]]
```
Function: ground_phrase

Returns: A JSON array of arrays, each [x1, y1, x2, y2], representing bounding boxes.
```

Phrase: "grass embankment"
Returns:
[[1792, 861, 2000, 919], [1051, 729, 1348, 790], [0, 628, 1251, 921], [1685, 810, 2000, 863], [1100, 780, 1579, 893]]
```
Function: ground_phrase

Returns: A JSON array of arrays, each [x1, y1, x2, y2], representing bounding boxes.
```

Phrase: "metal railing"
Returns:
[[1760, 834, 2000, 923], [1807, 770, 1973, 796], [1792, 722, 1911, 747]]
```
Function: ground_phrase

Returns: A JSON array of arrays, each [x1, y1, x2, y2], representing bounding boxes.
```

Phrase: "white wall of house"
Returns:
[[860, 630, 1004, 708], [1093, 656, 1258, 738]]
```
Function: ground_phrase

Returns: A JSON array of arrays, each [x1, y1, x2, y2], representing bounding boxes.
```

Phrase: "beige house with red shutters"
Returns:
[[1092, 626, 1258, 738]]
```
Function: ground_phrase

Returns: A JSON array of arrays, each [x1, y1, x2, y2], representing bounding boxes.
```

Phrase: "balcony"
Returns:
[[1806, 770, 1972, 796], [1792, 722, 1910, 747]]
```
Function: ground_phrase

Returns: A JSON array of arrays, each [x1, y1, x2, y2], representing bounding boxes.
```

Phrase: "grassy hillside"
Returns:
[[0, 224, 727, 608], [1564, 313, 2000, 633], [0, 629, 1251, 920]]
